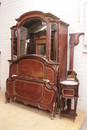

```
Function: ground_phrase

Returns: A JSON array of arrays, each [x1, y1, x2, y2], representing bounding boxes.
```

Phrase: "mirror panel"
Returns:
[[19, 18, 47, 56], [37, 44, 46, 56]]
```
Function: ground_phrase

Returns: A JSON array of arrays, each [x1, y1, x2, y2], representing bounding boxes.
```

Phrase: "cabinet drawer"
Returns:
[[62, 88, 75, 97]]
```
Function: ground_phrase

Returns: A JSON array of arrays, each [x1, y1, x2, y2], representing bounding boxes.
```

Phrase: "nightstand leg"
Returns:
[[73, 97, 78, 120]]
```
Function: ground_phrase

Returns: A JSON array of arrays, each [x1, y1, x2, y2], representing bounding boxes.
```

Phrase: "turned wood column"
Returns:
[[68, 33, 84, 111], [69, 33, 84, 70]]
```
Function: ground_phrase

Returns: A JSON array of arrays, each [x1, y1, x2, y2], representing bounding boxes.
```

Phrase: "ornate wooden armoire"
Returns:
[[5, 11, 69, 118]]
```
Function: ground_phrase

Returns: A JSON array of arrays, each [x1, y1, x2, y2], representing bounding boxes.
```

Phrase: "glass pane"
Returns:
[[13, 28, 17, 60], [50, 23, 57, 61], [19, 18, 47, 56], [38, 44, 46, 56]]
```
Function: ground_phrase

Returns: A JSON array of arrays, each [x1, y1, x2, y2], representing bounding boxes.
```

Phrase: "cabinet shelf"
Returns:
[[61, 109, 77, 118]]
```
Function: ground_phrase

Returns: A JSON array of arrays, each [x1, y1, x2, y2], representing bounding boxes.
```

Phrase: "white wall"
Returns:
[[0, 0, 87, 110], [0, 52, 1, 90]]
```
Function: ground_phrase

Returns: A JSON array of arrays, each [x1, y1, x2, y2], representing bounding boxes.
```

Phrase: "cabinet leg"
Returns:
[[59, 96, 62, 118], [5, 92, 10, 103], [5, 97, 10, 104]]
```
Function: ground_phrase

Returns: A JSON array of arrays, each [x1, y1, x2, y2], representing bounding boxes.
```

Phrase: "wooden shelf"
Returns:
[[61, 109, 77, 119]]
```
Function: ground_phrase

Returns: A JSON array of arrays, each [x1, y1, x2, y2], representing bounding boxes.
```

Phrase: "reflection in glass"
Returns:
[[50, 23, 57, 61], [37, 45, 46, 55], [13, 28, 17, 60], [19, 18, 47, 56]]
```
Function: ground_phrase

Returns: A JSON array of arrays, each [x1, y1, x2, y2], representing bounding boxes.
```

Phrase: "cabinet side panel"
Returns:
[[59, 23, 68, 80]]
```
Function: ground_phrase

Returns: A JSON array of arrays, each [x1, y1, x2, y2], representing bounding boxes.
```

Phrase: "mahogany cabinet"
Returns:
[[10, 11, 69, 80], [6, 11, 69, 118]]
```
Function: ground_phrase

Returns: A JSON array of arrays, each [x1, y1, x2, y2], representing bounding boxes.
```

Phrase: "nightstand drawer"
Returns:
[[62, 88, 75, 97]]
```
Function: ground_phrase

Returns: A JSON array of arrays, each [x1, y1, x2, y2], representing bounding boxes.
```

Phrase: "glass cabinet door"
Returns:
[[11, 26, 17, 60], [50, 23, 57, 61], [19, 18, 47, 57]]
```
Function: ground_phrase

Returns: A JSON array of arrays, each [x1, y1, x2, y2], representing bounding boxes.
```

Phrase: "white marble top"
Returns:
[[60, 80, 78, 85]]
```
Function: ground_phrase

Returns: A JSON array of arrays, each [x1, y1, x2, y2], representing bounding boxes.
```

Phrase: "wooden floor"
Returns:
[[0, 91, 86, 130]]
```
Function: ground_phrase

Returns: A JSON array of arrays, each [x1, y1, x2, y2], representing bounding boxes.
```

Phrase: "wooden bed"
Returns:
[[5, 55, 59, 118]]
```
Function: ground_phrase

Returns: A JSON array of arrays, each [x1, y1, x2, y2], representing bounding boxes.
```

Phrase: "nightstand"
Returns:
[[59, 70, 79, 120]]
